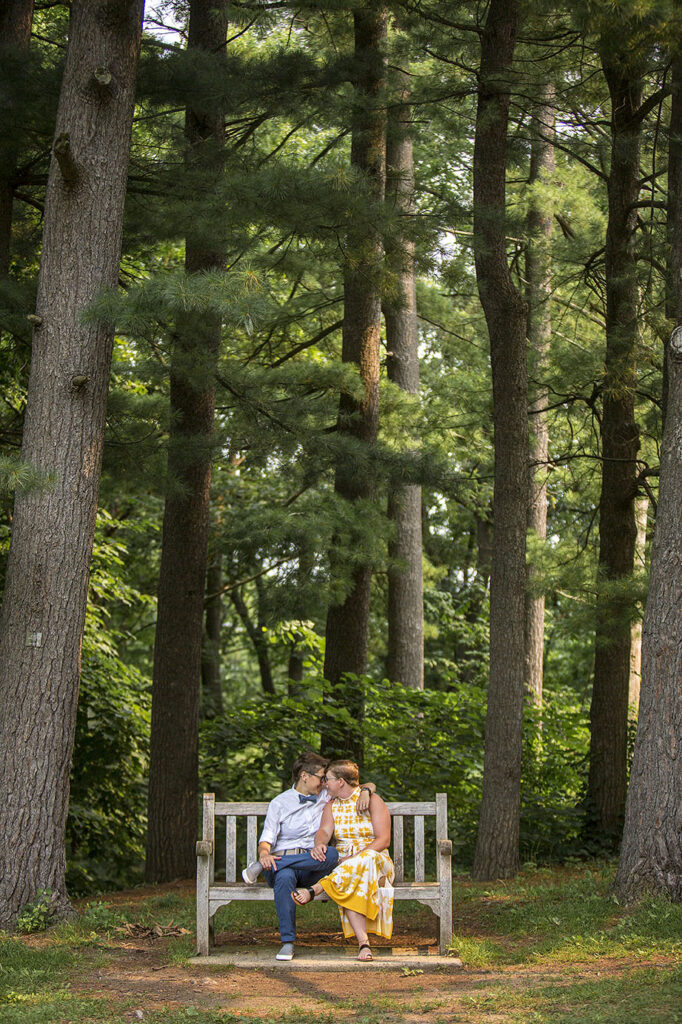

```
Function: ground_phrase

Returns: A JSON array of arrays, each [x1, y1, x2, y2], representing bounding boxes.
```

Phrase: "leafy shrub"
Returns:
[[15, 890, 56, 934]]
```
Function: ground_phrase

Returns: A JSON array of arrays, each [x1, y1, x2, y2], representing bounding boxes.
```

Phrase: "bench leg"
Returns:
[[438, 847, 453, 954], [196, 851, 211, 955]]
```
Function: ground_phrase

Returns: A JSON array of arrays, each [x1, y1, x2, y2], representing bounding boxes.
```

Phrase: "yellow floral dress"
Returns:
[[319, 787, 394, 939]]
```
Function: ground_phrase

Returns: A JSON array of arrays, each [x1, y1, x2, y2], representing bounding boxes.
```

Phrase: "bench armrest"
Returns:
[[196, 840, 213, 858], [437, 838, 452, 856]]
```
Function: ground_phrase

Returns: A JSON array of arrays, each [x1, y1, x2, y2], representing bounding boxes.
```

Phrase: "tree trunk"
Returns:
[[613, 326, 682, 901], [322, 4, 386, 761], [524, 84, 555, 707], [384, 62, 423, 690], [586, 45, 642, 847], [628, 495, 648, 715], [665, 44, 682, 429], [146, 0, 228, 883], [230, 583, 275, 696], [0, 0, 35, 277], [201, 553, 223, 719], [0, 0, 143, 927], [471, 0, 528, 881]]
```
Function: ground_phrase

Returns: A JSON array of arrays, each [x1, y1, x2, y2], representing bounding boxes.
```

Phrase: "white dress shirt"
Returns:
[[259, 786, 331, 850]]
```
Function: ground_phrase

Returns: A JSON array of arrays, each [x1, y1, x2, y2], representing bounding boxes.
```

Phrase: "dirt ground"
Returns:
[[67, 881, 677, 1020]]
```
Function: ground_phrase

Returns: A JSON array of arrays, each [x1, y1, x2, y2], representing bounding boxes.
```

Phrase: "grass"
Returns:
[[0, 863, 680, 1023]]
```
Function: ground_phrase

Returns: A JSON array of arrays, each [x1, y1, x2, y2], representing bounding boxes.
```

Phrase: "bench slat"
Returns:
[[393, 815, 404, 882], [414, 815, 425, 882], [386, 802, 436, 815], [247, 815, 258, 865], [216, 802, 270, 815], [214, 801, 435, 817], [225, 816, 236, 883]]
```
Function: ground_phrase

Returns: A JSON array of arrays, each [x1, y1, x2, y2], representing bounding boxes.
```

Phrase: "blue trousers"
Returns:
[[264, 847, 339, 942]]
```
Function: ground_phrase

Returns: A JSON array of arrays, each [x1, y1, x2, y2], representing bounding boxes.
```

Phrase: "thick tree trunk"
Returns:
[[0, 0, 35, 277], [665, 46, 682, 428], [0, 0, 143, 927], [322, 4, 386, 760], [586, 48, 642, 847], [201, 553, 223, 719], [384, 63, 423, 690], [524, 85, 554, 707], [146, 0, 228, 882], [613, 327, 682, 901], [471, 0, 528, 881]]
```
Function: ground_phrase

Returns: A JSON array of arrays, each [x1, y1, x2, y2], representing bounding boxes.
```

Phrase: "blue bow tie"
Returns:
[[299, 794, 317, 804]]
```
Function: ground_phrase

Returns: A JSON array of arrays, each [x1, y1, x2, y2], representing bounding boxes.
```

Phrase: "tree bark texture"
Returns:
[[200, 553, 223, 719], [524, 85, 554, 707], [384, 63, 423, 690], [586, 48, 642, 846], [146, 0, 228, 882], [613, 330, 682, 901], [0, 0, 35, 277], [0, 0, 143, 926], [322, 4, 386, 759], [471, 0, 528, 881], [665, 45, 682, 429]]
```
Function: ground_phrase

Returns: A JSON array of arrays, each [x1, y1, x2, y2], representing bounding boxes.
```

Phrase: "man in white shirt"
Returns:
[[256, 751, 373, 961]]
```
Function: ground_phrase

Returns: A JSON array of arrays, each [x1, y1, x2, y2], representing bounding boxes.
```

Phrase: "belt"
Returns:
[[273, 847, 309, 856]]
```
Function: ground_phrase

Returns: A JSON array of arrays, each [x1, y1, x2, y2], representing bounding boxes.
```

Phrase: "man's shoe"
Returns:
[[241, 861, 262, 884], [276, 942, 295, 961]]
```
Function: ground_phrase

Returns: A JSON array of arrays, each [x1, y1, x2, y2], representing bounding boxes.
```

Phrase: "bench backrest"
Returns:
[[201, 793, 449, 884]]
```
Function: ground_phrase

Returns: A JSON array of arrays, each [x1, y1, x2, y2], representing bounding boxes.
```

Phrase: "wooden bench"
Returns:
[[196, 792, 453, 955]]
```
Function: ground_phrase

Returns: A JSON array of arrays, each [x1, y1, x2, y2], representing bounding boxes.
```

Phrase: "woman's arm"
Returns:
[[311, 801, 335, 861], [362, 794, 391, 853]]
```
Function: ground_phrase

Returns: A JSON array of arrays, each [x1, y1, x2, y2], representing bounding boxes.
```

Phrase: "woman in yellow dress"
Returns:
[[292, 760, 394, 961]]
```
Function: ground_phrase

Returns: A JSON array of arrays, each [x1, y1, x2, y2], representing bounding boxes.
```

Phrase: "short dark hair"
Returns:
[[326, 759, 360, 787], [291, 751, 329, 784]]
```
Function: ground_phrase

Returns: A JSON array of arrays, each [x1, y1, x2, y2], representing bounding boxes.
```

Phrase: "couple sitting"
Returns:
[[243, 752, 394, 962]]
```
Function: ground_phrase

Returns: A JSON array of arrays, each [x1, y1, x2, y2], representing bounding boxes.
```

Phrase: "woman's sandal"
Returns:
[[357, 943, 373, 962], [291, 887, 315, 905]]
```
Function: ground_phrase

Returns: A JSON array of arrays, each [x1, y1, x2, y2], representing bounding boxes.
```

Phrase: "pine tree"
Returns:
[[0, 0, 144, 925]]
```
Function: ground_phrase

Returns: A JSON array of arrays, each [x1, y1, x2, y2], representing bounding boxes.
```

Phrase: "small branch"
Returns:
[[53, 133, 79, 186]]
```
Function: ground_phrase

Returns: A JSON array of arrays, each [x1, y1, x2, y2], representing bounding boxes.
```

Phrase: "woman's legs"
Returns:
[[344, 908, 371, 958]]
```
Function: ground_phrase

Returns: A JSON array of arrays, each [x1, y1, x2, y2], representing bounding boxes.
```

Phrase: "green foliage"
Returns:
[[66, 513, 153, 895], [14, 892, 56, 935], [201, 674, 591, 865]]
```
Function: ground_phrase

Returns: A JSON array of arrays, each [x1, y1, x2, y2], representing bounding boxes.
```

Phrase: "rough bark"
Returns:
[[471, 0, 528, 881], [146, 0, 228, 882], [384, 63, 423, 690], [613, 329, 682, 901], [524, 85, 554, 707], [586, 46, 642, 847], [201, 553, 223, 719], [0, 0, 35, 277], [0, 0, 143, 926], [322, 4, 386, 760], [665, 46, 682, 428]]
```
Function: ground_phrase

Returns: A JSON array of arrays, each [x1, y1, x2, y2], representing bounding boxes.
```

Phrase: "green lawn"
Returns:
[[0, 863, 680, 1023]]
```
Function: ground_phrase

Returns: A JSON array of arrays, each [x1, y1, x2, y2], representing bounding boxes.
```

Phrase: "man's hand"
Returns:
[[259, 850, 281, 872], [311, 843, 328, 862]]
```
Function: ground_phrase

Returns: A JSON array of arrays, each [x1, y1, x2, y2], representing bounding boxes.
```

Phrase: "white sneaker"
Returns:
[[276, 942, 294, 961], [241, 861, 262, 884]]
